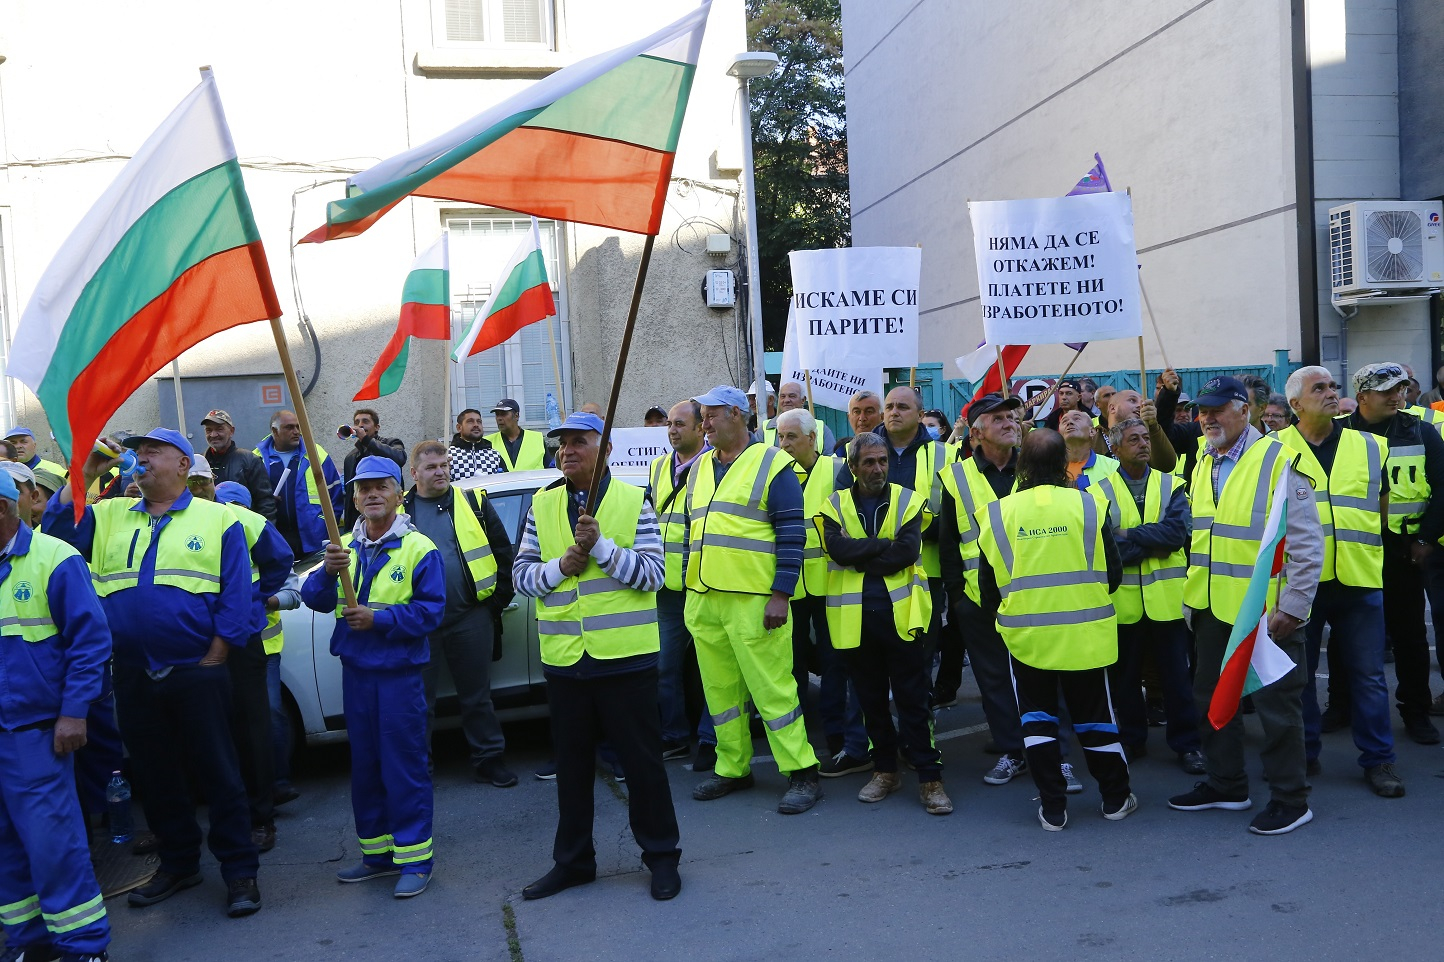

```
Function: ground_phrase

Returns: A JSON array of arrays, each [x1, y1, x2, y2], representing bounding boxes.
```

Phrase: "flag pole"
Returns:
[[1138, 275, 1172, 370], [170, 360, 188, 438], [1137, 335, 1148, 397], [585, 234, 656, 514], [545, 312, 567, 418], [803, 369, 816, 416], [1027, 345, 1086, 418], [994, 345, 1010, 397]]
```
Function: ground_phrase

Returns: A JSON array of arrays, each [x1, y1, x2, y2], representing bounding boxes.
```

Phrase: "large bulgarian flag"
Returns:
[[302, 1, 711, 243], [355, 234, 450, 400], [1206, 474, 1298, 729], [6, 70, 280, 513], [451, 218, 555, 361]]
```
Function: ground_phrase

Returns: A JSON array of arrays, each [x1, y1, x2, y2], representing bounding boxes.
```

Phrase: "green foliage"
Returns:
[[746, 0, 849, 349]]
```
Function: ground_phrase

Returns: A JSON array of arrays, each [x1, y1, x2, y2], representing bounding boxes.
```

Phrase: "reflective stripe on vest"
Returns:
[[1185, 435, 1291, 615], [976, 485, 1116, 669], [485, 430, 546, 472], [90, 497, 233, 597], [334, 530, 436, 616], [0, 532, 81, 643], [818, 484, 931, 646], [685, 444, 794, 595], [1383, 433, 1430, 533], [794, 456, 839, 598], [941, 455, 1014, 605], [1094, 470, 1187, 625], [910, 441, 945, 578], [649, 454, 688, 592], [1277, 425, 1385, 588], [456, 489, 500, 601], [534, 481, 660, 666]]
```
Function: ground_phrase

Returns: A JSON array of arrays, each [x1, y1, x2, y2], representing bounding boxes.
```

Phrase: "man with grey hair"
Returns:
[[835, 390, 882, 456], [760, 381, 838, 454], [775, 408, 867, 776], [255, 408, 343, 558], [1168, 377, 1322, 836], [1275, 366, 1402, 797]]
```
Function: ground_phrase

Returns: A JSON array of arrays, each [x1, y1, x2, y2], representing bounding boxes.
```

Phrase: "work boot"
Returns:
[[918, 780, 953, 815], [692, 772, 754, 801], [857, 771, 901, 803], [1364, 762, 1405, 798], [777, 766, 822, 814]]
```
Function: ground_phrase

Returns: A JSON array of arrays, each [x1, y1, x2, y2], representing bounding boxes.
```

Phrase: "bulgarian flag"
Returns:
[[1206, 475, 1298, 729], [355, 234, 450, 400], [451, 218, 555, 361], [302, 1, 711, 243], [6, 70, 281, 515]]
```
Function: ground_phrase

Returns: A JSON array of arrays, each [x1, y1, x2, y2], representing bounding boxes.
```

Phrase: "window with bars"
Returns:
[[446, 215, 567, 429], [438, 0, 551, 47]]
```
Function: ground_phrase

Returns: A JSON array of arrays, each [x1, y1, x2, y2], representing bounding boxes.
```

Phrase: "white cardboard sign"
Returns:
[[789, 246, 921, 371]]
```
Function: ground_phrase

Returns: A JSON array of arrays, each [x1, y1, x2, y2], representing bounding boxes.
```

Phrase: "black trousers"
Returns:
[[424, 608, 505, 767], [113, 661, 258, 881], [953, 594, 1023, 756], [1010, 658, 1131, 813], [1377, 545, 1433, 718], [226, 633, 275, 828], [545, 669, 680, 874], [843, 608, 943, 780], [1113, 619, 1202, 754], [931, 583, 967, 699]]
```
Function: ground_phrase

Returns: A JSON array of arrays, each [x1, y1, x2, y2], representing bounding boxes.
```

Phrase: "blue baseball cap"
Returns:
[[1193, 377, 1250, 407], [351, 455, 402, 484], [693, 385, 749, 410], [215, 481, 252, 508], [123, 428, 195, 461], [0, 468, 17, 501], [547, 412, 605, 437], [3, 427, 34, 441]]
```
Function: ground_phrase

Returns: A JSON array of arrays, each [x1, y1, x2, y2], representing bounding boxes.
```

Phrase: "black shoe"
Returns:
[[131, 831, 159, 856], [1320, 704, 1350, 733], [1365, 762, 1405, 797], [692, 743, 716, 773], [1146, 702, 1167, 727], [1124, 743, 1147, 762], [522, 865, 595, 901], [1167, 781, 1251, 811], [475, 758, 519, 788], [128, 869, 203, 907], [692, 772, 754, 800], [929, 690, 958, 710], [251, 824, 276, 854], [818, 750, 873, 778], [1403, 714, 1441, 745], [1179, 750, 1207, 775], [608, 760, 626, 783], [650, 861, 682, 901], [0, 943, 59, 962], [777, 767, 822, 814], [534, 760, 557, 780], [1306, 757, 1322, 777], [226, 877, 262, 917], [660, 742, 690, 761], [272, 785, 301, 807], [1248, 801, 1312, 835], [1430, 692, 1444, 717]]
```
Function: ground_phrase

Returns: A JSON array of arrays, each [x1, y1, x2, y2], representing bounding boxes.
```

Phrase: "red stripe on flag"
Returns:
[[976, 345, 1030, 398], [1208, 622, 1259, 730], [464, 284, 557, 357], [353, 302, 452, 400], [300, 200, 402, 244], [66, 243, 274, 514]]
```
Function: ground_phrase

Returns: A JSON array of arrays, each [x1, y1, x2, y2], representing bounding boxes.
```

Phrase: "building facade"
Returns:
[[0, 0, 750, 459]]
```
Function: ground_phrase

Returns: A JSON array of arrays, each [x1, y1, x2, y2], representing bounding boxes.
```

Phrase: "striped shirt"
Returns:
[[513, 485, 665, 599]]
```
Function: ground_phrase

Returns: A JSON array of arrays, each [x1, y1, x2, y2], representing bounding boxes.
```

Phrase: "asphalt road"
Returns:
[[99, 665, 1443, 962]]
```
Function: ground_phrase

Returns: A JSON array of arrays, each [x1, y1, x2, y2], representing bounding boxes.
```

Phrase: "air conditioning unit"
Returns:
[[1329, 201, 1444, 303]]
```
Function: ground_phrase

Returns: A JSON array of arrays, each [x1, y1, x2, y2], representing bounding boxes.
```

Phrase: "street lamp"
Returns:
[[728, 51, 779, 400]]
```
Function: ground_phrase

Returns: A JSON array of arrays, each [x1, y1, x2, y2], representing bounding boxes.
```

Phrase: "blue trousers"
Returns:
[[0, 728, 109, 956], [791, 595, 867, 757], [343, 664, 433, 874], [265, 653, 293, 788], [657, 589, 715, 747], [1303, 583, 1395, 768]]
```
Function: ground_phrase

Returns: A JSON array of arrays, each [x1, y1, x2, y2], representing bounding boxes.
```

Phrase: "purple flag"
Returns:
[[1060, 153, 1111, 353]]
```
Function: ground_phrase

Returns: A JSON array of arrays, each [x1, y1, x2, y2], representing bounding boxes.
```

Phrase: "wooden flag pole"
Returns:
[[909, 367, 916, 389], [268, 317, 358, 607], [1137, 275, 1172, 370], [803, 369, 816, 416], [585, 234, 657, 514], [545, 312, 567, 418], [1027, 346, 1087, 417], [993, 345, 1010, 397], [1137, 335, 1148, 398]]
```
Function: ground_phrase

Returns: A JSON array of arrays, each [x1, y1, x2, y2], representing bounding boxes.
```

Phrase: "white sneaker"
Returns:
[[1102, 792, 1139, 821], [983, 755, 1027, 785], [1062, 762, 1083, 794]]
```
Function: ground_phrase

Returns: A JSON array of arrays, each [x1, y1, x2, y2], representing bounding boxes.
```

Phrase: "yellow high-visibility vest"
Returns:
[[817, 483, 931, 645]]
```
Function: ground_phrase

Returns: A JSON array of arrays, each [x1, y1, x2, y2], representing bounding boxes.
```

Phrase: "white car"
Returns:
[[276, 466, 651, 748]]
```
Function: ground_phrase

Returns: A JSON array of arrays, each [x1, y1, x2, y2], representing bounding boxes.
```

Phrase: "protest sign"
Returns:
[[789, 247, 920, 371], [780, 304, 883, 410], [606, 426, 670, 470], [968, 192, 1141, 345]]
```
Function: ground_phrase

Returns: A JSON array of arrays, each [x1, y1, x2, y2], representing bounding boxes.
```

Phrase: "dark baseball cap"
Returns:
[[1193, 376, 1250, 407], [491, 399, 521, 414], [1058, 378, 1082, 392], [966, 392, 1023, 420]]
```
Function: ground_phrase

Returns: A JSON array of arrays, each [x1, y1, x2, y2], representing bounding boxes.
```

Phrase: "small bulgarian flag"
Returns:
[[354, 234, 450, 400], [302, 1, 711, 243], [1207, 471, 1298, 729], [451, 218, 555, 361], [6, 70, 281, 516]]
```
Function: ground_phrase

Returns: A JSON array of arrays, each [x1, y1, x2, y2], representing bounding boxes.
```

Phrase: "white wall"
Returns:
[[0, 0, 746, 465], [842, 0, 1304, 382]]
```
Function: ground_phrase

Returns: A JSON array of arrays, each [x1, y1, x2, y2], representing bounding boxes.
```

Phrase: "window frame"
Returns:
[[429, 0, 556, 50]]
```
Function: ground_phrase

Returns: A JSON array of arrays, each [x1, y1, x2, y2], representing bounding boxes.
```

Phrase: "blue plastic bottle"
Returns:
[[106, 771, 133, 844]]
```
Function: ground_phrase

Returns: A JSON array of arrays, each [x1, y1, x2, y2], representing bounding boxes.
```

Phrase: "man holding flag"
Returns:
[[1167, 377, 1323, 836]]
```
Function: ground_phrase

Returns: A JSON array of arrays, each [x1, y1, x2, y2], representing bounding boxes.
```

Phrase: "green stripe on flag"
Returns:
[[377, 339, 412, 397], [36, 161, 259, 413], [486, 250, 550, 317], [401, 268, 447, 307], [524, 55, 695, 152]]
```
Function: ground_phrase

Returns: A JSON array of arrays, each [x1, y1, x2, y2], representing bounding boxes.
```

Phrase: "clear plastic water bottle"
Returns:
[[106, 771, 133, 844]]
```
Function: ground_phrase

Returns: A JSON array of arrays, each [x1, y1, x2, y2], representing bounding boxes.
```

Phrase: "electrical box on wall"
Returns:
[[703, 269, 735, 308]]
